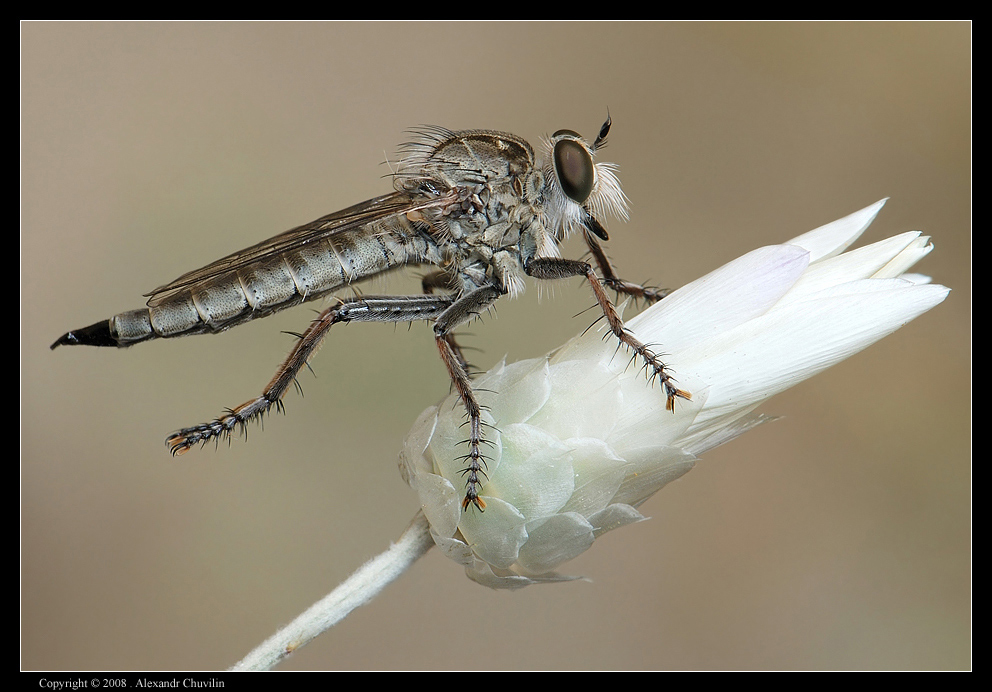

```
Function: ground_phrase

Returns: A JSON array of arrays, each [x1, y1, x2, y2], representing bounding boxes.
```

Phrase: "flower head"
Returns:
[[399, 200, 949, 589]]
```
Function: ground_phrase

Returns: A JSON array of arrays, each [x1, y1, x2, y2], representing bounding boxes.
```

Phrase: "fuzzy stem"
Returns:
[[231, 511, 434, 671]]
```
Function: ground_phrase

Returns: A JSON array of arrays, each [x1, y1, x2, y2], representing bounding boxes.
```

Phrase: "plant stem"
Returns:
[[231, 511, 434, 671]]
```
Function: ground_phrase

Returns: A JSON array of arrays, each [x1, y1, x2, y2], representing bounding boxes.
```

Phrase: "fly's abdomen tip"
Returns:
[[50, 320, 117, 349]]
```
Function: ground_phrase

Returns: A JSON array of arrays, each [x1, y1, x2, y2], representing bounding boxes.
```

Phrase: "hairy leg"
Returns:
[[582, 230, 669, 303], [167, 294, 455, 454], [431, 285, 504, 511], [525, 256, 690, 410]]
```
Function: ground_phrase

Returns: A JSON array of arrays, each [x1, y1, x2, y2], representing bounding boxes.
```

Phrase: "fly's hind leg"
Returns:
[[167, 294, 455, 454], [432, 284, 505, 512], [525, 257, 690, 411]]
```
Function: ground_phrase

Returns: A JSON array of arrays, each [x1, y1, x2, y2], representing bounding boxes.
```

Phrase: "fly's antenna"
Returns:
[[593, 112, 612, 152]]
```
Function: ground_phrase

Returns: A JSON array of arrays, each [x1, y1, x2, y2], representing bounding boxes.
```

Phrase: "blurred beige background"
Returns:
[[22, 22, 970, 670]]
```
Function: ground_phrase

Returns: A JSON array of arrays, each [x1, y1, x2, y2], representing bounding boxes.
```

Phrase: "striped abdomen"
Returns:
[[53, 226, 439, 349]]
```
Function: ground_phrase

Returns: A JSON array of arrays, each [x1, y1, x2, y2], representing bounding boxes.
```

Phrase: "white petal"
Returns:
[[398, 405, 438, 484], [785, 198, 887, 262], [412, 472, 461, 539], [777, 232, 925, 306], [678, 281, 951, 421], [606, 371, 707, 452], [525, 361, 621, 440], [898, 273, 933, 286], [558, 438, 626, 516], [611, 446, 697, 508], [516, 512, 595, 574], [588, 503, 648, 538], [680, 410, 777, 457], [458, 497, 528, 569], [487, 423, 574, 519], [626, 245, 810, 354], [873, 235, 934, 279], [466, 562, 582, 589], [431, 533, 475, 566], [479, 357, 552, 425]]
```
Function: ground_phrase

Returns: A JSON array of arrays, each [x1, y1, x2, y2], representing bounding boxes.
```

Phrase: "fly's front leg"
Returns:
[[167, 294, 454, 454], [525, 257, 690, 411], [433, 285, 504, 512], [582, 229, 668, 304]]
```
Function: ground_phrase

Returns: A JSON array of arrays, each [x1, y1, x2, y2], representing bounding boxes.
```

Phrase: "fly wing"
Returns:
[[145, 191, 426, 307]]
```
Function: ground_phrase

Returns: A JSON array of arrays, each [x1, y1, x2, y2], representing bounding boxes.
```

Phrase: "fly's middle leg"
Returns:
[[166, 294, 455, 454], [432, 285, 504, 512], [422, 271, 471, 374]]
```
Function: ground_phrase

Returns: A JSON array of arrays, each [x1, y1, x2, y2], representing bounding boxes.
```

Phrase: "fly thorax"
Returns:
[[457, 264, 490, 294], [442, 217, 472, 241], [480, 221, 519, 250], [467, 244, 494, 265]]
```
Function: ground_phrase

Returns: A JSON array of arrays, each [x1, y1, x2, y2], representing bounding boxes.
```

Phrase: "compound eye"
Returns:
[[553, 138, 595, 204]]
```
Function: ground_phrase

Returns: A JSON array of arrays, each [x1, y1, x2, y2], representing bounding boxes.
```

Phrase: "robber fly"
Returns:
[[52, 117, 690, 511]]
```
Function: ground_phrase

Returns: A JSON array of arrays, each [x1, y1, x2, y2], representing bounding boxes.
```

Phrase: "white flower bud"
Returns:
[[400, 199, 949, 589]]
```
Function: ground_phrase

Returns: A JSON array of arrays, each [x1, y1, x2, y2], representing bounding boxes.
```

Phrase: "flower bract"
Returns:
[[399, 200, 949, 589]]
